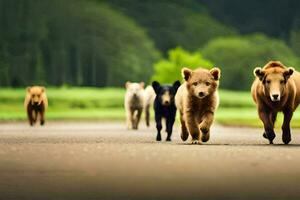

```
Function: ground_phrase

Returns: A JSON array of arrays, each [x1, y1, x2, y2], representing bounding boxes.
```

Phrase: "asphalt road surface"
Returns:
[[1, 121, 300, 200]]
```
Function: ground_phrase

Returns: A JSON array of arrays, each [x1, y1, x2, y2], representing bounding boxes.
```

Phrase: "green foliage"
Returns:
[[198, 0, 299, 40], [108, 0, 237, 52], [290, 28, 300, 57], [202, 34, 300, 90], [0, 0, 160, 87], [151, 47, 213, 84]]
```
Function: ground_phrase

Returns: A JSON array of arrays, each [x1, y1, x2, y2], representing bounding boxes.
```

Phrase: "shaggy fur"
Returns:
[[144, 85, 156, 127], [152, 80, 181, 141], [175, 67, 221, 144], [24, 86, 48, 126], [124, 82, 144, 130], [251, 61, 300, 144]]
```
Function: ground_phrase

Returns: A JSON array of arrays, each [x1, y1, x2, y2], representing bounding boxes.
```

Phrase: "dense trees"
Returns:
[[197, 0, 300, 40], [0, 0, 159, 87], [108, 0, 237, 52], [202, 34, 300, 90], [1, 0, 300, 89]]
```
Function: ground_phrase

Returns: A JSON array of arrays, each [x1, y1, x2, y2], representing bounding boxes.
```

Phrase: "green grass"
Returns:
[[1, 87, 300, 127]]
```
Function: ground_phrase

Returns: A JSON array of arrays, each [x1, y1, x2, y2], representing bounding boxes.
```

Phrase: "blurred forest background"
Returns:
[[3, 0, 300, 126], [2, 0, 300, 90]]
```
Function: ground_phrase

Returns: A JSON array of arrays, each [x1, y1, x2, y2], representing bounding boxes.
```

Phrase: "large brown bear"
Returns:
[[251, 61, 300, 144], [24, 86, 48, 126], [175, 67, 221, 144]]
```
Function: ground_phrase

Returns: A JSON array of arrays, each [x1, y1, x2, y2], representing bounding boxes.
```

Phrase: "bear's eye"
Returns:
[[280, 80, 285, 84], [266, 80, 271, 84], [192, 82, 198, 86], [32, 94, 35, 98], [37, 95, 41, 98], [205, 82, 210, 86]]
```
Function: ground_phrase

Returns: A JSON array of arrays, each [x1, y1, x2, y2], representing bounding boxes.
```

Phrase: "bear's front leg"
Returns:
[[126, 109, 133, 129], [258, 108, 275, 144], [179, 112, 189, 141], [166, 117, 175, 141], [186, 111, 200, 144], [155, 113, 162, 141], [40, 108, 45, 126], [134, 108, 142, 130], [27, 106, 34, 126], [282, 109, 293, 144], [199, 111, 214, 142]]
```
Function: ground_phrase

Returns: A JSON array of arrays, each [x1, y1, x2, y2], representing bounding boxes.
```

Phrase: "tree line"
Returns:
[[1, 0, 300, 89]]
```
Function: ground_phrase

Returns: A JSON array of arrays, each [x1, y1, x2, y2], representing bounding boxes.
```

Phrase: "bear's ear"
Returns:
[[26, 87, 31, 93], [140, 82, 145, 89], [210, 67, 221, 81], [283, 67, 294, 80], [152, 81, 161, 94], [125, 81, 131, 89], [182, 67, 192, 81], [172, 80, 181, 92], [253, 67, 265, 81], [41, 87, 45, 93]]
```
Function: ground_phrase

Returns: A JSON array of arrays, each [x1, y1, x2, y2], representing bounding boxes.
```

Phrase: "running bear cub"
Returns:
[[175, 67, 221, 144], [152, 80, 181, 141], [24, 86, 48, 126]]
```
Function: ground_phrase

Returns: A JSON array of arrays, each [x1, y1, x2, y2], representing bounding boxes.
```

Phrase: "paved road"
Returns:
[[1, 122, 300, 200]]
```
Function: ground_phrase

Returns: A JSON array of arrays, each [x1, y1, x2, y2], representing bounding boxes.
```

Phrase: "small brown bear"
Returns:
[[24, 86, 48, 126], [251, 61, 300, 144], [175, 67, 221, 144]]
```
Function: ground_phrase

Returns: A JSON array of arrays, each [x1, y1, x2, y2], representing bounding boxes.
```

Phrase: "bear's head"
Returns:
[[125, 81, 144, 99], [152, 80, 181, 106], [27, 86, 46, 106], [182, 67, 221, 99], [254, 63, 294, 102]]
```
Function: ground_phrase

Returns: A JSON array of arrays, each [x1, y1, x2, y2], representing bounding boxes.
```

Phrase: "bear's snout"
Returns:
[[270, 93, 280, 101], [196, 91, 207, 99], [163, 100, 170, 106], [198, 92, 205, 97]]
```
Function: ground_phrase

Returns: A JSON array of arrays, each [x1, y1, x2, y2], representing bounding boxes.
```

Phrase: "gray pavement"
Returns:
[[1, 121, 300, 200]]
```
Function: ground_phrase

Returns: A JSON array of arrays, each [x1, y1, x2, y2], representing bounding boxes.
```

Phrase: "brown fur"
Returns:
[[175, 67, 221, 144], [251, 61, 300, 144], [24, 86, 48, 126]]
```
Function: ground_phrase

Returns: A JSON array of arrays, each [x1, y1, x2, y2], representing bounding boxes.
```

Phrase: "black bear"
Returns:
[[152, 80, 181, 141]]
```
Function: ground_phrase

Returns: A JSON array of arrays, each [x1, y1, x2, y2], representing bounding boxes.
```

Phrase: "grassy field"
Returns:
[[1, 87, 300, 127]]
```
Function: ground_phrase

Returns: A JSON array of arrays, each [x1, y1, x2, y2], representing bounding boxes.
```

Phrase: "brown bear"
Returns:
[[124, 82, 144, 130], [175, 67, 221, 144], [24, 86, 48, 126], [251, 61, 300, 144]]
